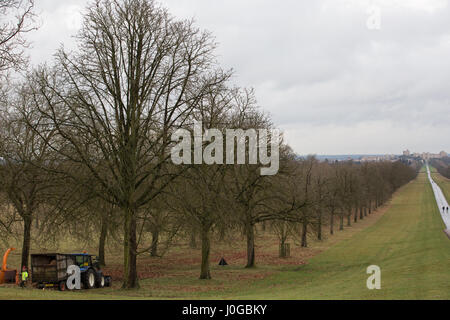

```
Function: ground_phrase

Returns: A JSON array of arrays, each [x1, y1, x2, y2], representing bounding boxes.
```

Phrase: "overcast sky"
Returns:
[[25, 0, 450, 155]]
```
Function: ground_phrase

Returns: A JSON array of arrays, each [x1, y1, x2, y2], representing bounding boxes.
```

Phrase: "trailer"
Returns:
[[31, 253, 111, 291]]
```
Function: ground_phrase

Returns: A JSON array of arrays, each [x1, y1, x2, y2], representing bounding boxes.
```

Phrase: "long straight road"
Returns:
[[426, 164, 450, 230]]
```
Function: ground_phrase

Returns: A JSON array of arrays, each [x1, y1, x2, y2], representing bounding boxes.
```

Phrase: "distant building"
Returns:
[[403, 150, 448, 160], [361, 154, 399, 162]]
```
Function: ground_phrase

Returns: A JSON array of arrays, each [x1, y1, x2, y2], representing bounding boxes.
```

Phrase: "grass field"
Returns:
[[1, 168, 449, 300], [234, 168, 450, 299]]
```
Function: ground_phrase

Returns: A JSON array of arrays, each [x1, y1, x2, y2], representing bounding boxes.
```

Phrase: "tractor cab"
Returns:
[[72, 254, 102, 272], [72, 254, 92, 272]]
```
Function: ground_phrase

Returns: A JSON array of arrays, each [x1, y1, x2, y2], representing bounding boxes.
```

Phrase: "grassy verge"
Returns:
[[231, 170, 450, 299]]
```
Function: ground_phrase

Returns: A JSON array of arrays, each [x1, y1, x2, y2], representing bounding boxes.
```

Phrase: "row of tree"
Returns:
[[0, 0, 420, 289], [431, 158, 450, 179]]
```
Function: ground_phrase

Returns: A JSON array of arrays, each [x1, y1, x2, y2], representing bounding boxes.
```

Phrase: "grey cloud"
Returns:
[[23, 0, 450, 154]]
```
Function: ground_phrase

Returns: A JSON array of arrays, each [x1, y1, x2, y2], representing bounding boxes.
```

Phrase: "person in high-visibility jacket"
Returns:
[[20, 266, 28, 288]]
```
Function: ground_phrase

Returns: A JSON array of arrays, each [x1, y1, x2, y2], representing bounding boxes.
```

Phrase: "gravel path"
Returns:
[[426, 164, 450, 230]]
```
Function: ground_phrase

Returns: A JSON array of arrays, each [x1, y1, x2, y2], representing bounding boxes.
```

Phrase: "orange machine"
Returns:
[[0, 248, 17, 284]]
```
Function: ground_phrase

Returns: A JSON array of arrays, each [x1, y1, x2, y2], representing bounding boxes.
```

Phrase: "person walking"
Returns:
[[20, 266, 28, 288]]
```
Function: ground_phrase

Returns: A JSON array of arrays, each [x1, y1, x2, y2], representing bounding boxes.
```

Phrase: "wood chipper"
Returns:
[[0, 248, 18, 284]]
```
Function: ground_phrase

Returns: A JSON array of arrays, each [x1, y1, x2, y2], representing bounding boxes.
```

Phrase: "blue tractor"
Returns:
[[31, 253, 112, 291], [71, 253, 110, 290]]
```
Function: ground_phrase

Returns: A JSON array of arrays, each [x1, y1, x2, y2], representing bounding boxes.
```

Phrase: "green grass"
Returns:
[[229, 169, 450, 299], [1, 168, 449, 300]]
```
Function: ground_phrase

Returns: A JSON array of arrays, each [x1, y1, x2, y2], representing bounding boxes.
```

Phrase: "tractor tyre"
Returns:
[[58, 281, 66, 291], [96, 275, 105, 288], [83, 269, 96, 290]]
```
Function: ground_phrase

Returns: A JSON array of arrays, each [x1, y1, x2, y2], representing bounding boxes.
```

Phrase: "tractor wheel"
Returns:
[[83, 269, 96, 290], [96, 275, 105, 288], [58, 281, 66, 292]]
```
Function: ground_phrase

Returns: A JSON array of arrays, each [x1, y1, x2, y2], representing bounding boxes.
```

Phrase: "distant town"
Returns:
[[361, 150, 448, 162], [314, 150, 448, 163], [401, 150, 448, 161]]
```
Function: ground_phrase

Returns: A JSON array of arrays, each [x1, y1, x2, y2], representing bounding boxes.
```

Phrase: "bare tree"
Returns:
[[0, 0, 37, 73], [27, 0, 227, 288], [290, 157, 317, 248], [270, 219, 295, 258], [167, 83, 235, 280], [170, 164, 228, 279], [137, 199, 181, 258], [0, 85, 56, 269], [311, 162, 330, 241], [224, 89, 282, 268]]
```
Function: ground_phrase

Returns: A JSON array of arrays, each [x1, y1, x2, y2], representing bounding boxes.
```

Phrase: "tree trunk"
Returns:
[[98, 215, 108, 266], [279, 236, 287, 258], [189, 232, 197, 249], [21, 216, 32, 269], [347, 212, 351, 227], [360, 206, 364, 220], [150, 229, 159, 257], [339, 214, 344, 231], [122, 207, 139, 289], [301, 221, 308, 248], [200, 223, 211, 279], [330, 212, 334, 235], [354, 207, 358, 223], [245, 223, 256, 268], [128, 214, 138, 288], [317, 212, 322, 240]]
